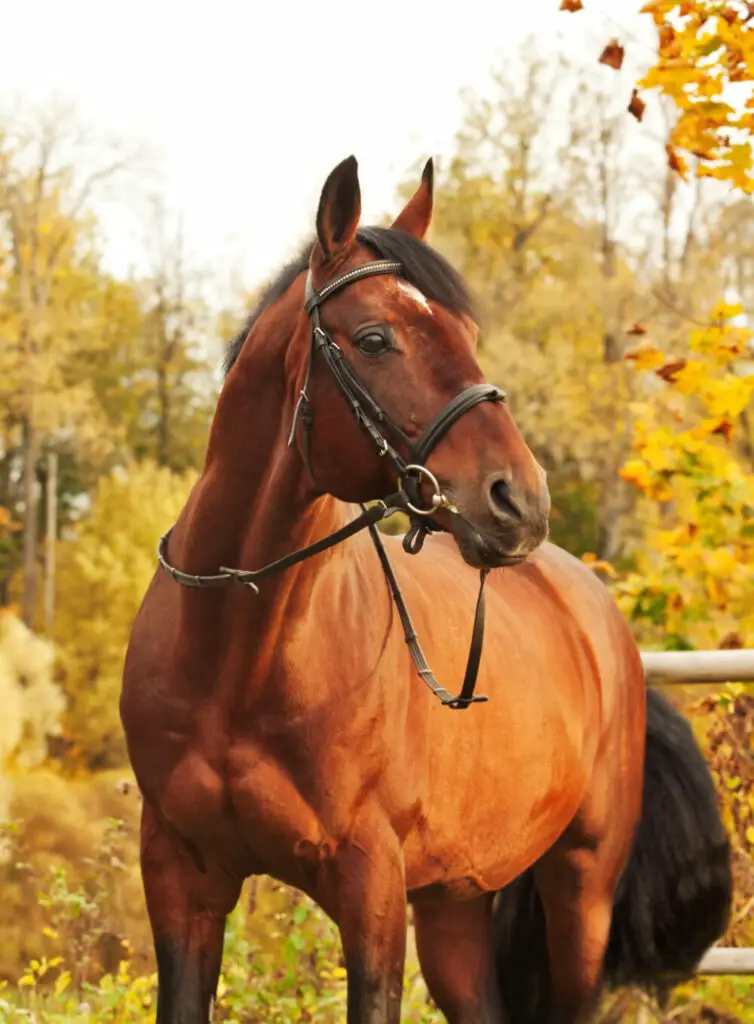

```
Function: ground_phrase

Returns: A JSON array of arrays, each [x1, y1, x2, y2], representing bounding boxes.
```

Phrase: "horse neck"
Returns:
[[174, 304, 347, 608]]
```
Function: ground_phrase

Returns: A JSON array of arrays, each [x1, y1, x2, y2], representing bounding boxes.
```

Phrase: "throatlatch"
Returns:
[[158, 256, 507, 709]]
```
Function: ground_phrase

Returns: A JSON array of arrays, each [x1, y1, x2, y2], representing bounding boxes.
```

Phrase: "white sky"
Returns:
[[2, 0, 653, 301]]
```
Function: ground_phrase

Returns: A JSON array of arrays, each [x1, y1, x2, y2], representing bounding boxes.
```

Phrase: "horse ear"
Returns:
[[391, 158, 434, 239], [315, 156, 361, 261]]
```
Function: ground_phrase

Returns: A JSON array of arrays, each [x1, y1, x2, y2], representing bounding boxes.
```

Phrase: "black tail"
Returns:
[[492, 689, 733, 1022]]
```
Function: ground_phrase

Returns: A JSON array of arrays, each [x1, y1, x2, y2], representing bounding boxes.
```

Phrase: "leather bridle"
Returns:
[[292, 259, 505, 554], [158, 257, 507, 709]]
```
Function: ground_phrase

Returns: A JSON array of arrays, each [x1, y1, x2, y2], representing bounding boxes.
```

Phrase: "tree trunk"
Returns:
[[596, 478, 630, 563], [156, 356, 170, 467], [21, 414, 40, 627], [44, 449, 58, 636]]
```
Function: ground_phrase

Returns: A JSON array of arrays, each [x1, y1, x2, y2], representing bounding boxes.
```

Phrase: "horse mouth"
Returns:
[[457, 536, 528, 570], [433, 508, 530, 571]]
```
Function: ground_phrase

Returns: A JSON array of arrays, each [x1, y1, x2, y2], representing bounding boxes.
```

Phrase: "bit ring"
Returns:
[[399, 464, 456, 517]]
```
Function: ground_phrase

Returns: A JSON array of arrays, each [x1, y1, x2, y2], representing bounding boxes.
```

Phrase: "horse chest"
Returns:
[[219, 735, 417, 894]]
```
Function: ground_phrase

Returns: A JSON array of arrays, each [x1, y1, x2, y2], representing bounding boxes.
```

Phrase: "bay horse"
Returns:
[[121, 156, 732, 1024]]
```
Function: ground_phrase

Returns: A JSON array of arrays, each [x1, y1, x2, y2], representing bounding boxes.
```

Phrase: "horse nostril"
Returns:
[[489, 478, 522, 520]]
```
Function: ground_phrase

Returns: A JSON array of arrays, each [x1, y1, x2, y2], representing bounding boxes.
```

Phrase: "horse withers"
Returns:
[[120, 156, 732, 1024]]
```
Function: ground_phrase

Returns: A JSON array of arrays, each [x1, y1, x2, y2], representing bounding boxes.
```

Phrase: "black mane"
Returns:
[[223, 226, 475, 376]]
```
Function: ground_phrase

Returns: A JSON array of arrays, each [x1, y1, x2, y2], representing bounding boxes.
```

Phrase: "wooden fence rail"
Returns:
[[698, 947, 754, 975], [641, 649, 754, 683]]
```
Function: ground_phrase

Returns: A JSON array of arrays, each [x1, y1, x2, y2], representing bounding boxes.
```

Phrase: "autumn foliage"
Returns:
[[565, 1, 754, 191], [0, 2, 753, 1020], [617, 306, 753, 647], [638, 1, 754, 191]]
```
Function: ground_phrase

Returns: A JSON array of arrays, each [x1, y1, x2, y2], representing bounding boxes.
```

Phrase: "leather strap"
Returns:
[[158, 497, 405, 595], [366, 515, 489, 709], [305, 259, 403, 313], [217, 498, 405, 587], [411, 383, 506, 464]]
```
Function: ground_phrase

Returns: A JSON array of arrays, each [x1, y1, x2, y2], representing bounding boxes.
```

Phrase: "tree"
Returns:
[[638, 0, 754, 194], [127, 198, 219, 473], [563, 4, 754, 999], [0, 107, 137, 626], [0, 506, 20, 607], [53, 461, 196, 769], [616, 307, 753, 648]]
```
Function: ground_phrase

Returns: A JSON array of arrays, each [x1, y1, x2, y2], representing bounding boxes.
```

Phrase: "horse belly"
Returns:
[[403, 715, 588, 898]]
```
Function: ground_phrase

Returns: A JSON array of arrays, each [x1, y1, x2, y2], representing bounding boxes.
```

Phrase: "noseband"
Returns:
[[158, 257, 506, 709]]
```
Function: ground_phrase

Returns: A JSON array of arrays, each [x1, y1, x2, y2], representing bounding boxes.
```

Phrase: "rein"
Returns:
[[157, 257, 506, 710]]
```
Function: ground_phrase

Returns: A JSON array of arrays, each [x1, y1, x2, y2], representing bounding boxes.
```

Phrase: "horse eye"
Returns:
[[354, 329, 392, 356]]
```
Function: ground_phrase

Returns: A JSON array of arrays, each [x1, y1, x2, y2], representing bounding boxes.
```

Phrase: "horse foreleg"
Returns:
[[326, 815, 407, 1024], [413, 897, 502, 1024], [140, 801, 242, 1024]]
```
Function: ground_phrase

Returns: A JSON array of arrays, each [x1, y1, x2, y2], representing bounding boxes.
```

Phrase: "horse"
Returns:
[[120, 156, 732, 1024]]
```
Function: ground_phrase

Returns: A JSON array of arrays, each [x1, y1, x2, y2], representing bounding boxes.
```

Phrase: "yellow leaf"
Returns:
[[54, 970, 71, 996], [620, 459, 651, 490], [706, 549, 737, 579], [711, 301, 745, 321], [706, 378, 754, 418], [591, 559, 618, 578], [625, 344, 666, 371], [673, 360, 708, 395], [705, 576, 727, 608], [680, 430, 706, 454], [675, 548, 703, 573], [642, 437, 675, 472]]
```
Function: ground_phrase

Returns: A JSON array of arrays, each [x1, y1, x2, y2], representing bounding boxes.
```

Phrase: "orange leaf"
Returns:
[[711, 419, 734, 442], [599, 39, 625, 70], [665, 143, 688, 180], [626, 322, 647, 336], [628, 89, 646, 121], [559, 0, 583, 9], [580, 553, 618, 578], [658, 24, 682, 59], [639, 1, 666, 26], [655, 359, 687, 381], [717, 632, 744, 650], [659, 25, 674, 48]]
